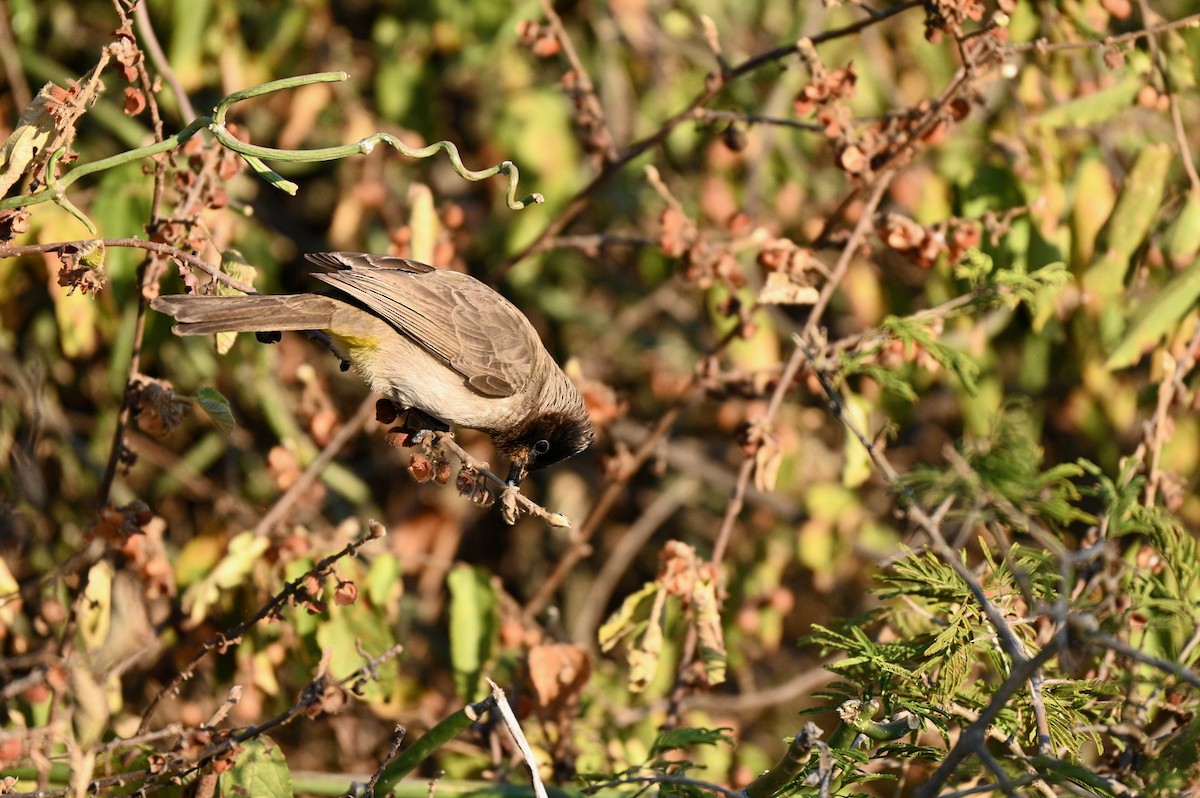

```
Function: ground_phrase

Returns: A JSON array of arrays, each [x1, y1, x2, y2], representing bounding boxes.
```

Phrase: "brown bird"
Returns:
[[151, 252, 594, 485]]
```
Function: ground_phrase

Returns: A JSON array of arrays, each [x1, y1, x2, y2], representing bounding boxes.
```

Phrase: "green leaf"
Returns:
[[446, 564, 498, 700], [408, 183, 438, 264], [195, 386, 237, 435], [218, 737, 293, 798], [650, 727, 734, 756], [1082, 142, 1174, 303], [315, 585, 398, 703], [1107, 249, 1200, 370], [1033, 74, 1141, 130], [1163, 193, 1200, 267], [180, 532, 270, 626], [365, 552, 402, 608], [598, 581, 660, 651]]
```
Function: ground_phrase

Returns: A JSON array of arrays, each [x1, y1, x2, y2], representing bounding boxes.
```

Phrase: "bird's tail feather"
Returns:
[[150, 294, 338, 336]]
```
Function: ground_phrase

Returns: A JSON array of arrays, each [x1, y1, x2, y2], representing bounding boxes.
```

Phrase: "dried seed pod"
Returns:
[[408, 454, 433, 482]]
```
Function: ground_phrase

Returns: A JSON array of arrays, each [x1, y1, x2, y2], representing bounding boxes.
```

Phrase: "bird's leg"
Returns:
[[398, 407, 450, 434], [304, 330, 351, 372]]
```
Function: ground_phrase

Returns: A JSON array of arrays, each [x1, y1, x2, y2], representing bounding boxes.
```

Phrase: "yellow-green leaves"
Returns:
[[181, 532, 270, 626], [1082, 142, 1174, 306], [600, 542, 726, 693], [195, 386, 237, 436], [447, 564, 499, 700]]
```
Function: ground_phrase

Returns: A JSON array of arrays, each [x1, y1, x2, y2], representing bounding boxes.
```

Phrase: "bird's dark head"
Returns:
[[495, 411, 594, 487]]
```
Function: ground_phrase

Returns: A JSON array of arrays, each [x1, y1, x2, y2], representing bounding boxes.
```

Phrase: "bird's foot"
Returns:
[[305, 330, 351, 371]]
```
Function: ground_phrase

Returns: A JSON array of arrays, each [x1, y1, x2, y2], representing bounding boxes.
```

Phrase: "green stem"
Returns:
[[45, 146, 96, 234], [371, 696, 496, 797], [741, 724, 822, 798], [0, 117, 209, 212], [1, 70, 544, 216], [211, 71, 349, 126]]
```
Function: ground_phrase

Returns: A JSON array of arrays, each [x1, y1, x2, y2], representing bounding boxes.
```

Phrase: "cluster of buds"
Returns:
[[87, 499, 154, 547], [405, 452, 452, 486], [133, 376, 190, 436], [516, 19, 562, 58], [378, 399, 498, 507], [660, 207, 745, 291], [756, 237, 822, 306], [142, 127, 246, 284], [109, 24, 147, 115], [292, 569, 357, 616], [792, 62, 857, 117], [923, 0, 988, 43], [172, 132, 243, 212], [878, 213, 982, 268], [454, 465, 497, 509], [55, 240, 108, 297]]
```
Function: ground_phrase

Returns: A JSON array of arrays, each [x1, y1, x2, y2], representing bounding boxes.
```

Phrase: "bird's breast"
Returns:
[[343, 329, 530, 431]]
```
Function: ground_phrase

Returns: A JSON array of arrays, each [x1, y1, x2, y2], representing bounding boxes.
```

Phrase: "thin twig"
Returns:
[[136, 520, 388, 733], [497, 0, 923, 275], [365, 724, 408, 798], [132, 0, 196, 121], [485, 678, 548, 798], [1006, 12, 1200, 55], [915, 644, 1060, 798], [537, 0, 618, 163], [0, 239, 256, 294]]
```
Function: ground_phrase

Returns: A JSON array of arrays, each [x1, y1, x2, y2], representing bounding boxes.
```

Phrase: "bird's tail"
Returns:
[[150, 294, 340, 336]]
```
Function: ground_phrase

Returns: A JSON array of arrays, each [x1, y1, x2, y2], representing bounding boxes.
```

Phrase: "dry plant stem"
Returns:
[[253, 394, 377, 536], [661, 175, 894, 723], [591, 774, 743, 798], [17, 643, 404, 798], [939, 778, 1039, 798], [422, 431, 566, 526], [537, 0, 618, 163], [1088, 629, 1200, 689], [695, 108, 823, 132], [485, 678, 548, 798], [0, 240, 257, 294], [365, 724, 408, 798], [521, 393, 693, 620], [1135, 0, 1200, 200], [1007, 11, 1200, 55], [499, 0, 923, 273], [96, 258, 153, 506], [1142, 355, 1176, 508], [136, 521, 387, 733], [610, 665, 834, 726], [161, 644, 406, 790], [132, 0, 196, 121], [803, 342, 1058, 778]]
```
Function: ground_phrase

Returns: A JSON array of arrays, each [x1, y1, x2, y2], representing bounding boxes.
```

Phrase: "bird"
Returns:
[[151, 251, 594, 485]]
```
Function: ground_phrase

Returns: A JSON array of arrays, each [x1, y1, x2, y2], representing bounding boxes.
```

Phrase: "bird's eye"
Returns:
[[533, 439, 551, 456]]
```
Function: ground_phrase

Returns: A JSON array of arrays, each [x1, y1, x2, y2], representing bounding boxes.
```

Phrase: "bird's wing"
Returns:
[[306, 252, 540, 398]]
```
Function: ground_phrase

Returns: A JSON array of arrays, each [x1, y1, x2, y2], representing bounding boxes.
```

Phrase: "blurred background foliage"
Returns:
[[3, 0, 1200, 795]]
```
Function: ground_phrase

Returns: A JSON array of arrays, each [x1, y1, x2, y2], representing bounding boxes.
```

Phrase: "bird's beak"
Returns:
[[505, 451, 532, 487]]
